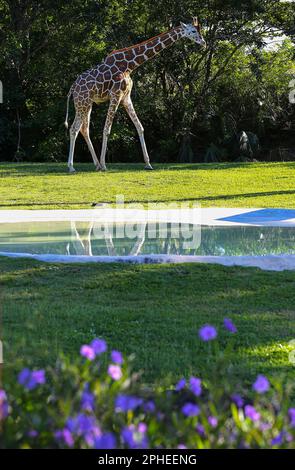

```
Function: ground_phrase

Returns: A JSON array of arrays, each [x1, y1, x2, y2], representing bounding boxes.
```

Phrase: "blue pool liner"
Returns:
[[218, 209, 295, 224]]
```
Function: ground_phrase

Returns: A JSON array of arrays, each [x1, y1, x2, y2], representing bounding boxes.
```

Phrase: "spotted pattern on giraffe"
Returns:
[[66, 19, 206, 172], [70, 26, 185, 116]]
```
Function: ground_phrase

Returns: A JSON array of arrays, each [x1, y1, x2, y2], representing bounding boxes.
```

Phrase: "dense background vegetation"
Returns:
[[0, 0, 294, 164]]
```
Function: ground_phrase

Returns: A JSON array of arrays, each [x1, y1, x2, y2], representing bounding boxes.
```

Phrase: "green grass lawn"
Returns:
[[0, 161, 295, 209], [1, 257, 295, 386], [1, 161, 295, 388]]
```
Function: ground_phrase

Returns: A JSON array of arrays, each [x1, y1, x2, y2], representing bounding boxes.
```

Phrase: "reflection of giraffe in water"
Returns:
[[102, 221, 147, 256], [66, 221, 93, 256], [67, 221, 147, 257], [65, 18, 206, 172]]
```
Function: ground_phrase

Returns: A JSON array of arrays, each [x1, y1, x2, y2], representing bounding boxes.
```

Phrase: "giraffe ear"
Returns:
[[192, 17, 199, 27]]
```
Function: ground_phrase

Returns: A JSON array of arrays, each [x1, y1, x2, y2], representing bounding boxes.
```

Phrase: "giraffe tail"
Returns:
[[64, 87, 73, 130]]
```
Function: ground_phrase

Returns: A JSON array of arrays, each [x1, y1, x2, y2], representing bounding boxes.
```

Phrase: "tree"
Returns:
[[0, 0, 294, 163]]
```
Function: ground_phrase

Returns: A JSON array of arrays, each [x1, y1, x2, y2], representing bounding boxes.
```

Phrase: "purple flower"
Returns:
[[224, 318, 237, 334], [108, 364, 122, 381], [32, 370, 46, 385], [121, 424, 148, 449], [65, 417, 77, 433], [190, 377, 202, 397], [253, 375, 270, 394], [231, 394, 244, 408], [245, 405, 261, 422], [84, 426, 102, 447], [271, 432, 284, 446], [17, 368, 45, 391], [285, 433, 293, 443], [115, 395, 143, 412], [138, 422, 147, 434], [196, 424, 205, 437], [260, 422, 272, 432], [157, 411, 164, 421], [81, 390, 95, 412], [182, 403, 200, 417], [288, 408, 295, 428], [143, 400, 156, 413], [175, 378, 186, 391], [76, 414, 96, 435], [66, 414, 97, 436], [91, 338, 107, 355], [121, 427, 135, 448], [199, 325, 217, 342], [177, 444, 187, 449], [18, 368, 31, 385], [26, 379, 37, 391], [111, 350, 123, 364], [28, 430, 38, 438], [94, 433, 116, 449], [0, 389, 9, 420], [55, 428, 74, 448], [208, 416, 218, 428], [80, 345, 95, 361]]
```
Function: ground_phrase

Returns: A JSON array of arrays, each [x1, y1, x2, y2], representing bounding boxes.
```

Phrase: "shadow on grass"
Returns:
[[0, 162, 151, 176], [1, 189, 295, 208], [1, 161, 295, 177], [0, 201, 95, 208], [195, 190, 295, 203]]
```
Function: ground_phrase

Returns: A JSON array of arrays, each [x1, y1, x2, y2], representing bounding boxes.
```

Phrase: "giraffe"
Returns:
[[65, 17, 206, 173]]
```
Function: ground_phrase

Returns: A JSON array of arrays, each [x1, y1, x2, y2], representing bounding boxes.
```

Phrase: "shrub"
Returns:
[[1, 322, 294, 449]]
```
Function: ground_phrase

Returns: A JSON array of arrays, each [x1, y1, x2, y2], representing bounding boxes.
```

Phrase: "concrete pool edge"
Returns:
[[0, 207, 295, 226], [1, 252, 295, 272], [1, 207, 295, 271]]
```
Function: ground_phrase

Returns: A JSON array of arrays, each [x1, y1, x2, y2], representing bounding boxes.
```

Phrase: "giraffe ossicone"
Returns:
[[65, 18, 206, 173]]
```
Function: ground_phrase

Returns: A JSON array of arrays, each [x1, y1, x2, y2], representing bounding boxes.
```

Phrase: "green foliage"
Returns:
[[205, 143, 225, 162], [0, 0, 294, 163], [1, 330, 295, 449]]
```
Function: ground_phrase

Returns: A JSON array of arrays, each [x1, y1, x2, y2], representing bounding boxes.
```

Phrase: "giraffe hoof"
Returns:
[[68, 167, 76, 174], [101, 166, 107, 172], [145, 165, 154, 171], [95, 165, 102, 171]]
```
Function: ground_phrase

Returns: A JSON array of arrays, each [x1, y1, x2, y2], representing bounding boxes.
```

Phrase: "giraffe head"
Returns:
[[180, 17, 206, 48]]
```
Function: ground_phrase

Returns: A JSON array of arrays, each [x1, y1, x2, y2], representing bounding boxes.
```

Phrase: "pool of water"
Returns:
[[0, 221, 294, 257]]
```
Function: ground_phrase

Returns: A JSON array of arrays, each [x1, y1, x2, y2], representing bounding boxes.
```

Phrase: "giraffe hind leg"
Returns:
[[100, 94, 122, 171], [68, 114, 82, 173], [80, 114, 101, 170]]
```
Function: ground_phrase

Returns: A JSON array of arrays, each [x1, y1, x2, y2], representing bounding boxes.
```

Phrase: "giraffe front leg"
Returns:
[[100, 131, 108, 172], [100, 95, 122, 171], [123, 96, 153, 170]]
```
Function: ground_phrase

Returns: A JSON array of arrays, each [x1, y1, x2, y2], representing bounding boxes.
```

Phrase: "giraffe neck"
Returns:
[[106, 26, 185, 73]]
